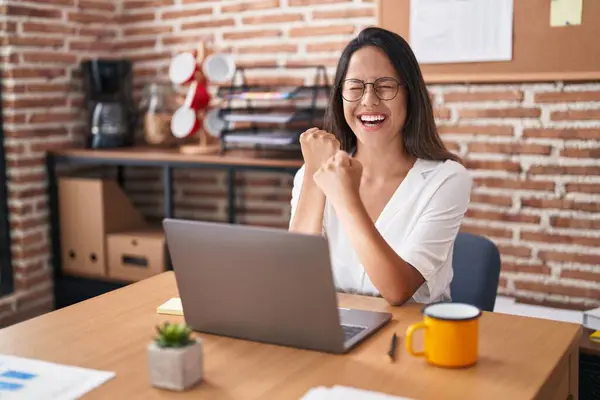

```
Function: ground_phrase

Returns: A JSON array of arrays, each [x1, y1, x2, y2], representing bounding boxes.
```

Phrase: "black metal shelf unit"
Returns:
[[215, 65, 331, 154]]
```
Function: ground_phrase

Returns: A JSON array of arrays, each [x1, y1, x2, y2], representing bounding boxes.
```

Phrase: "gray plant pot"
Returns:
[[147, 340, 203, 391]]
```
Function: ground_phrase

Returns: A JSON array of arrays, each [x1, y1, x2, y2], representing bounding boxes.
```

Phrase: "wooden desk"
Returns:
[[0, 272, 581, 400]]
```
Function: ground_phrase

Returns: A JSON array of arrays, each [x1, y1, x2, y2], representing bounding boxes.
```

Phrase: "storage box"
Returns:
[[107, 227, 167, 282], [58, 177, 146, 278]]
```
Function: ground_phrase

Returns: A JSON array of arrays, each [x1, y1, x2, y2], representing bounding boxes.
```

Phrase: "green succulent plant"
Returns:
[[154, 322, 196, 348]]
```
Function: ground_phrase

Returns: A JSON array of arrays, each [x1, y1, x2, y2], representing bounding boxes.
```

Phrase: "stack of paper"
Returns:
[[0, 354, 115, 399], [583, 307, 600, 331], [301, 385, 415, 400]]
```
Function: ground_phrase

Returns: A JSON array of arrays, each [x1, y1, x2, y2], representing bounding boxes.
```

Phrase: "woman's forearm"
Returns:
[[334, 196, 425, 305], [289, 174, 326, 235]]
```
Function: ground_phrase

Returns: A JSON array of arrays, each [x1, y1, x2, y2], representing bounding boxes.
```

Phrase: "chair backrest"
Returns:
[[450, 232, 502, 312]]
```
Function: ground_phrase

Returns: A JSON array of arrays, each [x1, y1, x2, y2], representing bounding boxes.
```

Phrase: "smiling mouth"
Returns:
[[358, 114, 386, 128]]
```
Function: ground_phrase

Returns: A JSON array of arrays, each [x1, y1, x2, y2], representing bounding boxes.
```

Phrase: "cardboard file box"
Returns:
[[107, 227, 167, 282], [58, 177, 146, 279]]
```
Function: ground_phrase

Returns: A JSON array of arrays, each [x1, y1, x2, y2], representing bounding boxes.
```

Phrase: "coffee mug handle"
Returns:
[[405, 321, 427, 357]]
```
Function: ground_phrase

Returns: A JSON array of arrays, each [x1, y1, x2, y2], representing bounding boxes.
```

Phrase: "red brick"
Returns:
[[7, 5, 62, 19], [437, 125, 514, 136], [114, 39, 157, 51], [69, 41, 113, 52], [550, 109, 600, 121], [458, 108, 541, 119], [289, 0, 351, 4], [520, 231, 600, 247], [502, 262, 550, 274], [560, 148, 600, 158], [460, 225, 513, 239], [539, 251, 600, 266], [119, 12, 155, 24], [561, 270, 600, 283], [123, 0, 175, 10], [22, 22, 75, 35], [471, 193, 513, 207], [528, 165, 600, 176], [498, 246, 534, 258], [4, 97, 67, 110], [434, 107, 451, 120], [15, 270, 52, 291], [11, 172, 47, 185], [182, 18, 236, 29], [245, 76, 305, 86], [468, 142, 552, 155], [161, 34, 214, 47], [289, 25, 356, 37], [515, 281, 600, 300], [7, 67, 64, 80], [534, 91, 600, 103], [223, 29, 282, 40], [307, 40, 351, 53], [237, 44, 297, 54], [285, 58, 338, 68], [68, 12, 113, 23], [550, 217, 600, 230], [565, 183, 600, 194], [21, 52, 78, 64], [28, 111, 78, 124], [12, 232, 44, 248], [123, 25, 174, 36], [465, 209, 540, 224], [78, 27, 117, 39], [524, 129, 600, 140], [474, 177, 554, 191], [236, 59, 280, 68], [313, 8, 375, 19], [445, 91, 524, 102], [514, 297, 595, 311], [78, 0, 118, 11], [466, 160, 521, 172], [222, 0, 279, 13], [5, 37, 64, 48], [161, 7, 212, 20], [521, 198, 600, 213], [242, 13, 304, 24]]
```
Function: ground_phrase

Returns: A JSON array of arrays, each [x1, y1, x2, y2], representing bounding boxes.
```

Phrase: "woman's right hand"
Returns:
[[299, 127, 340, 176]]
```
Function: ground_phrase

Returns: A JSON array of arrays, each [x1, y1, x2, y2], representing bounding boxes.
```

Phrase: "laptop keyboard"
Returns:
[[342, 324, 367, 341]]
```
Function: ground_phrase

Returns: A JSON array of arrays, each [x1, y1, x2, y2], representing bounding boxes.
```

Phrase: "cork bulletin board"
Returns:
[[377, 0, 600, 83]]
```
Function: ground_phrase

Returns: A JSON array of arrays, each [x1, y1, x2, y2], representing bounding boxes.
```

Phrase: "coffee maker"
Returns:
[[82, 59, 137, 148]]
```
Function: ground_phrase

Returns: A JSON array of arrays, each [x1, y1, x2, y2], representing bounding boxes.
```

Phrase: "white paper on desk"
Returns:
[[409, 0, 514, 64], [300, 385, 415, 400], [0, 354, 115, 399]]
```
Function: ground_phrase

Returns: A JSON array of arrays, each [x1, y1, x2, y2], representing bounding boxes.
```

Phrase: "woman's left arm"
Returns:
[[314, 151, 472, 306]]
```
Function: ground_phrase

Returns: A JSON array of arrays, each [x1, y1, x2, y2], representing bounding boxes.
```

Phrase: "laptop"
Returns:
[[162, 218, 392, 354]]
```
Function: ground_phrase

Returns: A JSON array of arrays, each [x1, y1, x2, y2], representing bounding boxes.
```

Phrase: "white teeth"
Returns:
[[360, 115, 385, 122]]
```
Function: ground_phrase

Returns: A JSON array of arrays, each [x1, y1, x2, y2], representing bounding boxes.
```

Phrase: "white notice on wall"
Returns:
[[409, 0, 514, 64]]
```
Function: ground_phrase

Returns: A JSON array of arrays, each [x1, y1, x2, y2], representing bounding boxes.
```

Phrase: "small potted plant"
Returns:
[[148, 321, 203, 391]]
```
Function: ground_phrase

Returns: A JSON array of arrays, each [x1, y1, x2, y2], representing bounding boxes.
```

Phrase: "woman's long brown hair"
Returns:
[[324, 27, 461, 164]]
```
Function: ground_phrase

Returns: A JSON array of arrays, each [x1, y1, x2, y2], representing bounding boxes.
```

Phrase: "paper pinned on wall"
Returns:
[[550, 0, 583, 27], [409, 0, 514, 64]]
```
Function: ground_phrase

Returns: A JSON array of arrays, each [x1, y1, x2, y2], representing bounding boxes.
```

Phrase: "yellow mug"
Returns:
[[405, 303, 481, 368]]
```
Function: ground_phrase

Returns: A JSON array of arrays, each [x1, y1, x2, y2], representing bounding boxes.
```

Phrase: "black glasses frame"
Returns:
[[339, 77, 404, 102]]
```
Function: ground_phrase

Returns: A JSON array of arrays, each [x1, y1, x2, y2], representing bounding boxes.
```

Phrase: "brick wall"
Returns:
[[0, 0, 120, 326], [1, 0, 599, 326]]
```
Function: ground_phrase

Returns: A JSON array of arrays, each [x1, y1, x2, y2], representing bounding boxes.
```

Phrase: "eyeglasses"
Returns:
[[339, 77, 403, 102]]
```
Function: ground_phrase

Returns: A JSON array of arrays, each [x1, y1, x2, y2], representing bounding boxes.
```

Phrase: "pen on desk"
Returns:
[[387, 333, 397, 362]]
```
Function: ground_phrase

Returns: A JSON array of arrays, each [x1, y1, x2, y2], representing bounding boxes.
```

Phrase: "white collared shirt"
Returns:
[[289, 158, 473, 304]]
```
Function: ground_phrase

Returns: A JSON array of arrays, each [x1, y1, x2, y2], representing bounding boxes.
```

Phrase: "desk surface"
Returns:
[[0, 272, 581, 400], [50, 147, 304, 169]]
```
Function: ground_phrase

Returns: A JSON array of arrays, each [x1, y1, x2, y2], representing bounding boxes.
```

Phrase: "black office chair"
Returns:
[[450, 232, 502, 312]]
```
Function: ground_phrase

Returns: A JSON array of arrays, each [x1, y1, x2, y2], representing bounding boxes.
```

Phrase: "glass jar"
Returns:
[[139, 83, 178, 147]]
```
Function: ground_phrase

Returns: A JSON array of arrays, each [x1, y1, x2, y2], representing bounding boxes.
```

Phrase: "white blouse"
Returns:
[[289, 158, 473, 304]]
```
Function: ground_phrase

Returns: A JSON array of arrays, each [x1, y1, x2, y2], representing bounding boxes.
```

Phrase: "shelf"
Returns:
[[218, 107, 325, 124], [216, 85, 331, 101]]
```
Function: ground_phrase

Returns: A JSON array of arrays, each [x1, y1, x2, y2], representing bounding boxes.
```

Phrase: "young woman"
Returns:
[[288, 27, 472, 306]]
